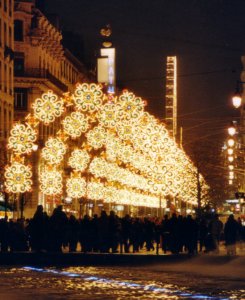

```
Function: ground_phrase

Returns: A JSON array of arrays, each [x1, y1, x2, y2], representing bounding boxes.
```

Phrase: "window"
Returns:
[[4, 22, 6, 46], [4, 0, 7, 12], [4, 64, 7, 92], [0, 18, 2, 47], [14, 88, 28, 110], [9, 26, 12, 48], [9, 0, 12, 17], [14, 57, 24, 76], [14, 20, 23, 41], [0, 61, 2, 90]]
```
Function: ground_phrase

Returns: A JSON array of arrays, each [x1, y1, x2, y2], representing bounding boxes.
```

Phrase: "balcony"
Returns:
[[15, 68, 68, 92]]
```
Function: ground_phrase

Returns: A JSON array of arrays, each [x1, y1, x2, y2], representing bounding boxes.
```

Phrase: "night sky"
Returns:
[[44, 0, 245, 149]]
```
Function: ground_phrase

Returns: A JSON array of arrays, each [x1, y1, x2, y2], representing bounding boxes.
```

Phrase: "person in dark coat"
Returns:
[[121, 214, 132, 253], [67, 214, 79, 252], [29, 205, 46, 252], [161, 214, 170, 253], [224, 214, 239, 255], [49, 205, 68, 252]]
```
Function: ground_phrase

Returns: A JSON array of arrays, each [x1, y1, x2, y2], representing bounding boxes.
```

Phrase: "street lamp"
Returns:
[[228, 126, 236, 136], [227, 138, 235, 147], [232, 94, 242, 109]]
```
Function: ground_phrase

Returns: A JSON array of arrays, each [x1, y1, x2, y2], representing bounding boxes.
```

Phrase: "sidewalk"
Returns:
[[0, 242, 243, 267]]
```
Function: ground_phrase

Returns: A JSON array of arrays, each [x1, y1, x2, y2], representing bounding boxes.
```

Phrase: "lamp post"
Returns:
[[231, 81, 245, 195]]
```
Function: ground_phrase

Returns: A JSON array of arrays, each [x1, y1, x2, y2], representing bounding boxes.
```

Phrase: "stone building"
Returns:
[[13, 0, 92, 217], [0, 0, 14, 191]]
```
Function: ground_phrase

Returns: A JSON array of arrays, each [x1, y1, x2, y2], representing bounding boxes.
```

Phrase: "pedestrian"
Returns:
[[224, 214, 239, 255]]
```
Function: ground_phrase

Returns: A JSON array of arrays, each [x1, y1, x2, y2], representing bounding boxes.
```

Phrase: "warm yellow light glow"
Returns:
[[68, 149, 90, 172], [98, 102, 119, 127], [66, 173, 86, 198], [42, 137, 66, 164], [86, 126, 107, 149], [6, 81, 209, 208], [228, 126, 236, 136], [232, 95, 242, 108], [40, 168, 63, 195], [228, 156, 234, 162], [8, 123, 37, 154], [5, 161, 32, 193], [62, 111, 89, 138], [118, 90, 144, 121], [228, 165, 234, 170], [227, 139, 235, 147], [32, 90, 64, 125], [229, 179, 233, 185], [227, 148, 233, 155], [73, 83, 103, 112]]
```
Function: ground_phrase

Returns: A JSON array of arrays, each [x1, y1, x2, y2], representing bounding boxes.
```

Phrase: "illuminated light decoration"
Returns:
[[100, 48, 116, 94], [228, 156, 234, 162], [165, 56, 177, 138], [97, 102, 119, 128], [4, 162, 32, 193], [227, 148, 233, 155], [73, 83, 103, 112], [5, 81, 209, 208], [116, 120, 135, 141], [87, 181, 105, 200], [118, 90, 144, 121], [227, 138, 235, 147], [228, 165, 234, 170], [117, 144, 133, 164], [32, 90, 64, 125], [66, 173, 86, 198], [8, 123, 37, 154], [42, 137, 66, 164], [86, 126, 107, 149], [62, 111, 89, 138], [229, 180, 233, 185], [40, 168, 63, 195], [68, 149, 90, 172]]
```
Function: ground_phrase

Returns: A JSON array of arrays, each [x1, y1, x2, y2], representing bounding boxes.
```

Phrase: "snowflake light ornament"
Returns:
[[116, 120, 136, 142], [73, 83, 103, 113], [40, 168, 63, 195], [32, 91, 64, 125], [66, 173, 86, 199], [118, 90, 144, 121], [97, 102, 119, 128], [86, 126, 107, 149], [5, 161, 32, 193], [62, 111, 89, 138], [68, 149, 90, 172], [42, 137, 66, 164], [8, 123, 37, 154]]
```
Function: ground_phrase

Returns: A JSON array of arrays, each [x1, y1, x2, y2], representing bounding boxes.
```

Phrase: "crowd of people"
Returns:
[[0, 205, 244, 255]]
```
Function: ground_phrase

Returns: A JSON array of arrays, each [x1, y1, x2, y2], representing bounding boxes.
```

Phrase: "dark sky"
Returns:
[[44, 0, 245, 149]]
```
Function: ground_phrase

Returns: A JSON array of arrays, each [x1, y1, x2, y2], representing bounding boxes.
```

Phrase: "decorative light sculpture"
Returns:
[[40, 168, 63, 195], [62, 111, 89, 138], [32, 90, 64, 125], [86, 126, 107, 149], [73, 83, 103, 112], [118, 90, 144, 121], [97, 102, 119, 128], [42, 137, 66, 165], [116, 120, 135, 141], [5, 161, 32, 193], [8, 123, 37, 154], [66, 173, 86, 199], [68, 149, 90, 172]]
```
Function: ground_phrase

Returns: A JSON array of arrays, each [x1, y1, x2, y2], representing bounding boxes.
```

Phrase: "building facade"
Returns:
[[13, 0, 92, 217], [0, 0, 14, 191]]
